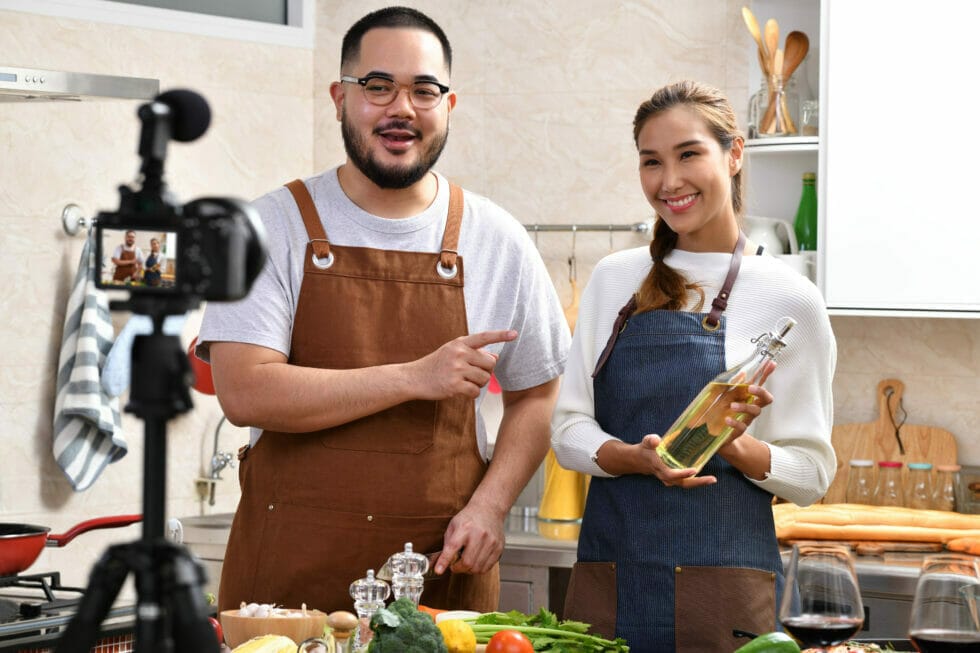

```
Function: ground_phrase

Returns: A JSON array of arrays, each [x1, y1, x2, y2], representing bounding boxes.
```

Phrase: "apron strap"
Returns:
[[592, 295, 637, 378], [440, 183, 464, 272], [702, 230, 746, 331], [285, 179, 332, 260], [592, 231, 747, 377]]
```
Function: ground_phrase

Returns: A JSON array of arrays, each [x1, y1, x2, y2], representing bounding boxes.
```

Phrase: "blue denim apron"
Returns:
[[568, 257, 784, 652]]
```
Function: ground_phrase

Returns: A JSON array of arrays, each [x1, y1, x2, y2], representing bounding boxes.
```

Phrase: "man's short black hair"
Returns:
[[341, 6, 452, 74]]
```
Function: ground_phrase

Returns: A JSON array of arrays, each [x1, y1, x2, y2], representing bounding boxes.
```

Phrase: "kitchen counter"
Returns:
[[499, 510, 921, 642], [180, 510, 923, 642]]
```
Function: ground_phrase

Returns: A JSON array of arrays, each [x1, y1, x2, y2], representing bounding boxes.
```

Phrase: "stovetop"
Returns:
[[0, 572, 85, 625], [0, 571, 135, 650]]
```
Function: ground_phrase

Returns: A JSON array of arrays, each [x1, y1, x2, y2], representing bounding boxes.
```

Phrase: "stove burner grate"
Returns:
[[0, 572, 86, 624]]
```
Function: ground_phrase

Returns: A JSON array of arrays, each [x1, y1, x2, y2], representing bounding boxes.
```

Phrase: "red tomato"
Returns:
[[486, 630, 534, 653], [208, 616, 224, 644]]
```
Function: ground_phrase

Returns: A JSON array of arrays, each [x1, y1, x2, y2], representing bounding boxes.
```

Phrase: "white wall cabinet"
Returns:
[[747, 0, 980, 317]]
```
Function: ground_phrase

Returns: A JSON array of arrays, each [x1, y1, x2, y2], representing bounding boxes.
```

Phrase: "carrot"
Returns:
[[418, 605, 447, 621], [946, 536, 980, 555]]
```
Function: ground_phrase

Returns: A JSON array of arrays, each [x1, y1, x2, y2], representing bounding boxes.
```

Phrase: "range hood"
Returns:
[[0, 66, 159, 102]]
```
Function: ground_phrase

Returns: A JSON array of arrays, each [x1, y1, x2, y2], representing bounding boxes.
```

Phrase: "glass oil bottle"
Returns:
[[656, 317, 795, 473]]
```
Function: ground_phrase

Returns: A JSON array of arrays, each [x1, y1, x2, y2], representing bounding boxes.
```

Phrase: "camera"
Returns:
[[95, 197, 266, 301], [94, 89, 267, 310]]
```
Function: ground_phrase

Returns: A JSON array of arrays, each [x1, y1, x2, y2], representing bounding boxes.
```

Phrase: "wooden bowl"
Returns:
[[219, 608, 328, 648]]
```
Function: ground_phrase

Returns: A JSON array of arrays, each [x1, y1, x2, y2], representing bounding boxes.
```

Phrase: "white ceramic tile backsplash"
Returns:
[[0, 6, 312, 594], [1, 0, 978, 604]]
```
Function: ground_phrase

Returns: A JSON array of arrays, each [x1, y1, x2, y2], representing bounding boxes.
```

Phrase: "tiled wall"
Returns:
[[1, 0, 977, 599], [0, 7, 313, 591]]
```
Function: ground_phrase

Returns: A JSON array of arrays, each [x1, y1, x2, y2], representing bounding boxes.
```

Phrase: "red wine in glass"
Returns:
[[909, 629, 980, 653], [781, 615, 863, 647]]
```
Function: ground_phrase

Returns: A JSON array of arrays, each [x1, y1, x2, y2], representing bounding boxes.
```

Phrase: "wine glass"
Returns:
[[908, 553, 980, 652], [778, 544, 864, 650]]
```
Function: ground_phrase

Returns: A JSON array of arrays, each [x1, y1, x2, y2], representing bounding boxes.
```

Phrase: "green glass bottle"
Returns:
[[794, 172, 818, 251]]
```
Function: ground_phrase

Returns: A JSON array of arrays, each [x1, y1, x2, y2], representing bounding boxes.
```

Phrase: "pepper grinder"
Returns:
[[349, 569, 389, 649], [389, 542, 428, 606]]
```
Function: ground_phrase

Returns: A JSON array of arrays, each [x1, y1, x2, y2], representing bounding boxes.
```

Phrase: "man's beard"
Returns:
[[341, 113, 448, 190]]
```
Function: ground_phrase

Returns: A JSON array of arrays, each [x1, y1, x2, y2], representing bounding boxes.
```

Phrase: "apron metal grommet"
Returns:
[[311, 251, 335, 269], [268, 504, 274, 511], [366, 515, 373, 522], [675, 567, 682, 573], [436, 261, 458, 279], [701, 315, 721, 332]]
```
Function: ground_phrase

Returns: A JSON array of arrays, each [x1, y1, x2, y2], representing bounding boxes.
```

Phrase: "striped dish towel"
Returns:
[[52, 230, 126, 491]]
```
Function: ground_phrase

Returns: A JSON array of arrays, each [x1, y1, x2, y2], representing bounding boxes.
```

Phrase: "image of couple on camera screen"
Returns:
[[101, 228, 175, 289]]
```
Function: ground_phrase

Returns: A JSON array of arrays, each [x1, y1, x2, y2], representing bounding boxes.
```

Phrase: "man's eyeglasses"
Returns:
[[340, 75, 450, 110]]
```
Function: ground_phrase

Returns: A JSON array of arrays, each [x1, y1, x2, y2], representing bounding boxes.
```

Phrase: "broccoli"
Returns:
[[367, 597, 448, 653]]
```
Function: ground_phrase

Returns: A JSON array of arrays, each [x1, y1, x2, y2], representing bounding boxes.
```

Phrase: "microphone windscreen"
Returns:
[[155, 89, 211, 142]]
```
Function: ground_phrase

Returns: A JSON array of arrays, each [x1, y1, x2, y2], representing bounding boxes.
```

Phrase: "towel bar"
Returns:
[[61, 203, 95, 236]]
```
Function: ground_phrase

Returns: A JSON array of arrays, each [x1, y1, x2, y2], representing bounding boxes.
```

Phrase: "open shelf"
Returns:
[[745, 136, 819, 153]]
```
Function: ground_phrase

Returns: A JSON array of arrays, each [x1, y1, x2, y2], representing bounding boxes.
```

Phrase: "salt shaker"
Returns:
[[389, 542, 428, 606], [873, 461, 904, 507], [349, 569, 389, 649], [845, 459, 875, 504]]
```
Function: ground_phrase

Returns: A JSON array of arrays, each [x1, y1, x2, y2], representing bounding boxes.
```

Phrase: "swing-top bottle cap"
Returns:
[[774, 317, 796, 341], [759, 317, 795, 355]]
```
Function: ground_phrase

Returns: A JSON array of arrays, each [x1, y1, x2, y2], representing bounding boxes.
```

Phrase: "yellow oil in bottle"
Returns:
[[656, 382, 754, 472]]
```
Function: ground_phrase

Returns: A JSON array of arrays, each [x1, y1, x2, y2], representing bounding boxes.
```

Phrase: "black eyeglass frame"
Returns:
[[339, 74, 451, 108]]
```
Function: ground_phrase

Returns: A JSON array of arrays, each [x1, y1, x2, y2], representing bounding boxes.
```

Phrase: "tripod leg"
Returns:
[[164, 544, 220, 653], [55, 544, 131, 653]]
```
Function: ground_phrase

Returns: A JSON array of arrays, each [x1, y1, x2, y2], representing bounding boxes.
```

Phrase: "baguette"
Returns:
[[778, 503, 980, 530], [946, 536, 980, 555], [774, 503, 980, 543]]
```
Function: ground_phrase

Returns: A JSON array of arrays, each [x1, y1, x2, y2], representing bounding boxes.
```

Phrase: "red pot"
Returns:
[[0, 514, 141, 576], [188, 335, 215, 395]]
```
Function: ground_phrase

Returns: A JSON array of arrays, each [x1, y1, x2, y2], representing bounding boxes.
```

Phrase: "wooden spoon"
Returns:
[[763, 18, 780, 77], [782, 31, 810, 82], [741, 6, 769, 75], [779, 30, 810, 133], [762, 48, 785, 134]]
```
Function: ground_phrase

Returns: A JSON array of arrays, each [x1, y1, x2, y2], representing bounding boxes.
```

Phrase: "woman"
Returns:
[[552, 81, 837, 653], [143, 237, 165, 287]]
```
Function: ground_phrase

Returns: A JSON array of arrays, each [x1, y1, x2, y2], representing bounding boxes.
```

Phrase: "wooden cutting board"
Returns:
[[784, 539, 944, 556], [823, 379, 959, 504]]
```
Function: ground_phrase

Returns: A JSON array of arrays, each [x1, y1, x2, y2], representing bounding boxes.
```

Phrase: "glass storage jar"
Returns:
[[748, 76, 800, 138], [873, 461, 904, 507], [845, 459, 875, 504], [905, 462, 934, 509], [933, 464, 961, 511]]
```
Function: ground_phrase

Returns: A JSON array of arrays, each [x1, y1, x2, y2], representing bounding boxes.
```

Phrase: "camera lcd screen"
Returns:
[[98, 228, 178, 291]]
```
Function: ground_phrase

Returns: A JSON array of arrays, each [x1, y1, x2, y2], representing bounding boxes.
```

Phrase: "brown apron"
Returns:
[[217, 178, 499, 614], [113, 248, 136, 281]]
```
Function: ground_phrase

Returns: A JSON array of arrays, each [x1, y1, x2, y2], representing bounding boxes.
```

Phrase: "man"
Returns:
[[110, 230, 143, 282], [198, 6, 569, 613]]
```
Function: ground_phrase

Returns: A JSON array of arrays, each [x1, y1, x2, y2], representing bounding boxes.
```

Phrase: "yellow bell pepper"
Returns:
[[231, 634, 297, 653]]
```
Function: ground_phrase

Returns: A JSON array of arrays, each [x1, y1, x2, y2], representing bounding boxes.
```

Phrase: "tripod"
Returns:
[[57, 309, 220, 653]]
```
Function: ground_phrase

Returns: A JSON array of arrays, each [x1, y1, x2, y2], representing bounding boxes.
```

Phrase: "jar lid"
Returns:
[[849, 459, 874, 467], [937, 464, 962, 472], [878, 461, 903, 468], [908, 462, 933, 470]]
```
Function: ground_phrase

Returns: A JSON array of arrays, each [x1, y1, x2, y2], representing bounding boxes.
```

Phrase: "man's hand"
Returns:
[[433, 502, 505, 576], [409, 330, 517, 400]]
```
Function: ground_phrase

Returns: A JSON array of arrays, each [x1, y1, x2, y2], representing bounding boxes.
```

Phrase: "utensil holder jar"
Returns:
[[748, 76, 800, 138]]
